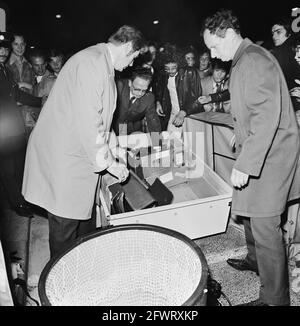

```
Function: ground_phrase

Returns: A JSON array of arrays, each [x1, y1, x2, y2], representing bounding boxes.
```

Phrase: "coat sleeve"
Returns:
[[234, 52, 281, 177], [13, 86, 42, 107], [210, 89, 230, 103], [73, 56, 114, 173], [144, 93, 161, 133], [182, 68, 204, 115]]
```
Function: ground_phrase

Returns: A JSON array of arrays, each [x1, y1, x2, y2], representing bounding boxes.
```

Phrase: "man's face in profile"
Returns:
[[115, 42, 140, 71], [203, 29, 233, 62]]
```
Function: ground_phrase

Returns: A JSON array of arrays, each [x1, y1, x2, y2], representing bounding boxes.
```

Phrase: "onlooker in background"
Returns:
[[198, 49, 212, 79], [183, 46, 197, 68], [113, 68, 161, 135], [270, 18, 300, 94], [290, 41, 300, 126], [200, 58, 231, 113], [22, 25, 144, 259], [7, 33, 36, 136], [147, 41, 161, 71], [48, 48, 65, 77], [29, 49, 56, 99], [134, 50, 155, 74], [28, 49, 56, 126], [203, 9, 300, 306], [7, 33, 35, 92], [0, 32, 42, 218], [154, 44, 202, 132], [148, 42, 157, 63]]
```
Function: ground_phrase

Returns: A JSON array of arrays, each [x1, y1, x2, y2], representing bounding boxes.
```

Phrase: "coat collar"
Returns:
[[9, 53, 28, 66], [231, 38, 253, 67], [101, 43, 115, 78]]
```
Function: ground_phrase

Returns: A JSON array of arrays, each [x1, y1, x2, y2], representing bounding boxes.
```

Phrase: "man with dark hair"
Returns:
[[0, 32, 42, 217], [29, 49, 56, 99], [48, 49, 65, 77], [155, 45, 202, 132], [22, 25, 145, 259], [200, 58, 230, 113], [7, 32, 35, 92], [270, 18, 300, 91], [270, 18, 300, 112], [198, 49, 212, 79], [203, 9, 300, 306], [7, 33, 37, 135], [113, 68, 161, 135]]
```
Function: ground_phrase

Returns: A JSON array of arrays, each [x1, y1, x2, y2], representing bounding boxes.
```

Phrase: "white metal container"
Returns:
[[98, 136, 232, 240]]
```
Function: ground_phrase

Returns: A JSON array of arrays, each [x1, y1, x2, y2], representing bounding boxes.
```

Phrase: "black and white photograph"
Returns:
[[0, 0, 300, 311]]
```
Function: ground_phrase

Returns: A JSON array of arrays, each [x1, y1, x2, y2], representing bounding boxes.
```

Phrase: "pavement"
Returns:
[[1, 206, 300, 306]]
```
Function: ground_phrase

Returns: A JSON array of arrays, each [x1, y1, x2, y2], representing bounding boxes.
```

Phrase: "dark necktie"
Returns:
[[214, 83, 224, 112], [0, 64, 8, 79]]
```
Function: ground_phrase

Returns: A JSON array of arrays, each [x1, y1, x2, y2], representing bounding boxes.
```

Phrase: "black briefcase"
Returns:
[[109, 170, 157, 214]]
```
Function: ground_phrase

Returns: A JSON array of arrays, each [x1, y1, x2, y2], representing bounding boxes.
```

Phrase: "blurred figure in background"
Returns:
[[200, 58, 231, 113], [290, 41, 300, 126], [270, 17, 300, 112], [48, 48, 65, 77], [27, 49, 56, 126], [198, 49, 212, 79], [154, 44, 202, 133], [183, 46, 197, 68], [7, 33, 35, 93], [7, 33, 36, 135], [29, 49, 56, 99], [0, 32, 42, 218]]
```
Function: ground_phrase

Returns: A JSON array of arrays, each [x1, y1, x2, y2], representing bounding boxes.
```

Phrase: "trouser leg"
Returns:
[[250, 215, 290, 306], [48, 213, 79, 259], [0, 147, 26, 208], [243, 217, 258, 269], [77, 204, 96, 237]]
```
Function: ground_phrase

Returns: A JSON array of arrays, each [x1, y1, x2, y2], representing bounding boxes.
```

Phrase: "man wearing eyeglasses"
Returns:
[[113, 67, 161, 136]]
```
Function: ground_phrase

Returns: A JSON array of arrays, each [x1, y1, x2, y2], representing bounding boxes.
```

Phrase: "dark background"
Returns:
[[1, 0, 299, 54]]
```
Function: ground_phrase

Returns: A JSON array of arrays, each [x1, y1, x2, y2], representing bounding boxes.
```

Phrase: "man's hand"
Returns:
[[42, 95, 48, 106], [18, 82, 33, 91], [107, 161, 129, 183], [290, 87, 300, 99], [172, 110, 186, 127], [198, 95, 212, 104], [156, 102, 166, 117], [231, 168, 249, 189]]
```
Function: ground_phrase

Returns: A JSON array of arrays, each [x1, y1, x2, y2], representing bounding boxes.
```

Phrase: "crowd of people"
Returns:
[[0, 8, 300, 306]]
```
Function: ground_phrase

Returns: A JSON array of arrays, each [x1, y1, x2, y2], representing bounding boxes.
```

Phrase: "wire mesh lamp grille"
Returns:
[[39, 224, 208, 306]]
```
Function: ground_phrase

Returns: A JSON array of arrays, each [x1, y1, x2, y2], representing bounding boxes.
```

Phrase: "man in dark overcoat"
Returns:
[[203, 9, 300, 306]]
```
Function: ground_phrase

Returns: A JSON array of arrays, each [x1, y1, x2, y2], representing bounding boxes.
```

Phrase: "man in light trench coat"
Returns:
[[22, 26, 145, 259], [203, 10, 300, 306]]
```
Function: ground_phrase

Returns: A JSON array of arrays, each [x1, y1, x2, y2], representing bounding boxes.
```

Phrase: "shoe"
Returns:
[[14, 203, 34, 218], [227, 258, 259, 275], [237, 299, 268, 306]]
